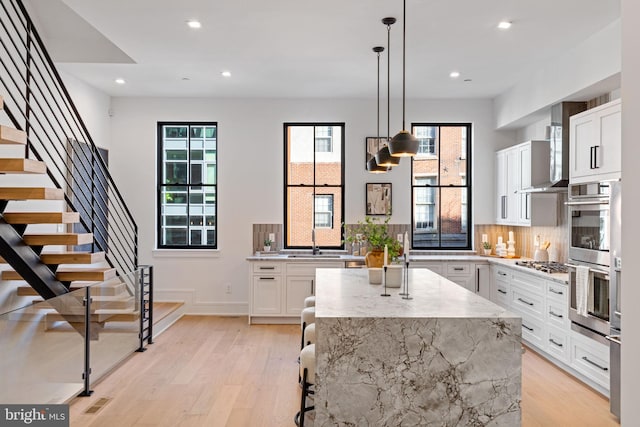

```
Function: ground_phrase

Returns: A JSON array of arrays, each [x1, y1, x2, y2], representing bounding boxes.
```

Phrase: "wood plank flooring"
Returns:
[[68, 315, 620, 427]]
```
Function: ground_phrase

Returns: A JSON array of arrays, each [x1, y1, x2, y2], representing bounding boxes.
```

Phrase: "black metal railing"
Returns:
[[0, 0, 137, 275]]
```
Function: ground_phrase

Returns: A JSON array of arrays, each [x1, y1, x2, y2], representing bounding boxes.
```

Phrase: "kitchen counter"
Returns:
[[314, 268, 521, 425]]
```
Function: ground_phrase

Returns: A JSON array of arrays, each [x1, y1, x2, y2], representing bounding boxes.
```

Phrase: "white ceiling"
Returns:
[[24, 0, 620, 99]]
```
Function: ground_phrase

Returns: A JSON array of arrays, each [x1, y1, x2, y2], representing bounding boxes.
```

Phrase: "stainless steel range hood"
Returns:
[[522, 102, 587, 193]]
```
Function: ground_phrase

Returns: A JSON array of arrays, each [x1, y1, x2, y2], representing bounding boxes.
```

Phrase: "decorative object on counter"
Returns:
[[263, 238, 273, 252], [388, 0, 419, 158], [483, 241, 492, 256], [400, 257, 412, 299], [368, 267, 383, 285], [380, 266, 391, 297], [385, 264, 402, 288], [345, 214, 401, 268], [374, 17, 400, 168], [366, 182, 392, 215], [403, 231, 410, 255], [366, 45, 391, 173], [534, 240, 551, 261], [495, 236, 507, 257]]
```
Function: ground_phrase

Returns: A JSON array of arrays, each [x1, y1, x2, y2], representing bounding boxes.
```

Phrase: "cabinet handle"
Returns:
[[311, 279, 314, 295], [518, 297, 534, 306], [475, 268, 479, 293], [593, 145, 599, 169], [549, 338, 564, 348], [549, 310, 563, 319], [582, 356, 608, 371], [590, 146, 594, 169], [498, 271, 507, 276], [453, 267, 464, 271], [498, 289, 507, 295], [259, 266, 275, 270], [549, 288, 564, 295], [501, 195, 507, 219], [258, 277, 275, 281], [525, 194, 530, 220], [522, 324, 534, 332]]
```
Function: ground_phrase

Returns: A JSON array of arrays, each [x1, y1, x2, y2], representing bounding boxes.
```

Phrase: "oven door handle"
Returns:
[[565, 263, 609, 277], [565, 199, 609, 206], [605, 335, 621, 345]]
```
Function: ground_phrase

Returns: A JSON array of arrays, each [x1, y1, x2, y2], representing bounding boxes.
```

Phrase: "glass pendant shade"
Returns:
[[376, 145, 400, 166], [367, 156, 389, 173], [389, 130, 419, 157]]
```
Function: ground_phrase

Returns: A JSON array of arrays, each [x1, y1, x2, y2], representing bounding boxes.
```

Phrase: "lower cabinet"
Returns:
[[412, 261, 489, 296], [489, 263, 609, 394], [249, 261, 343, 323]]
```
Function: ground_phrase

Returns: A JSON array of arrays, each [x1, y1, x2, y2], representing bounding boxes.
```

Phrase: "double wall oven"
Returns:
[[566, 180, 621, 417]]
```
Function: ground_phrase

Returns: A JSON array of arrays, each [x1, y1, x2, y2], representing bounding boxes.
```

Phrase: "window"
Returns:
[[314, 126, 333, 152], [314, 195, 334, 228], [411, 123, 471, 249], [157, 122, 217, 248], [285, 123, 344, 248], [415, 126, 437, 156]]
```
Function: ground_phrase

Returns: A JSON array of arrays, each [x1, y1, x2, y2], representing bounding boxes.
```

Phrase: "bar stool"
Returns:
[[303, 323, 315, 347], [300, 307, 315, 350], [295, 343, 315, 427], [304, 296, 315, 308]]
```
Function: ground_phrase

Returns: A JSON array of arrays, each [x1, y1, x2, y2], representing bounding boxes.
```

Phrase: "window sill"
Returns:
[[152, 249, 222, 258]]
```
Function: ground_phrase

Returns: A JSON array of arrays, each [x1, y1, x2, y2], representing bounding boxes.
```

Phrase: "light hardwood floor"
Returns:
[[69, 316, 620, 426]]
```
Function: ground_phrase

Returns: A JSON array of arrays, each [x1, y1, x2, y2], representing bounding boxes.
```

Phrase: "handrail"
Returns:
[[0, 0, 138, 274]]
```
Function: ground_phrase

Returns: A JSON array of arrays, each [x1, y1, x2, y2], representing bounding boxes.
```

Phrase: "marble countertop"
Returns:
[[315, 268, 518, 319]]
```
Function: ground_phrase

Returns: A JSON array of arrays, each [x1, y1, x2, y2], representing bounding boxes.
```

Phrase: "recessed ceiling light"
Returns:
[[497, 21, 512, 30], [449, 71, 460, 79], [221, 71, 231, 78], [187, 20, 201, 29], [115, 78, 125, 85]]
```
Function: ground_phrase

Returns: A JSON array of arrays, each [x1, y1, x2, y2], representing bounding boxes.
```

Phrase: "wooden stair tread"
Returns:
[[0, 187, 64, 200], [2, 267, 116, 282], [17, 281, 126, 296], [36, 295, 135, 311], [40, 251, 105, 265], [3, 212, 80, 224], [0, 125, 27, 145], [0, 159, 46, 174], [46, 310, 140, 323], [23, 233, 94, 245]]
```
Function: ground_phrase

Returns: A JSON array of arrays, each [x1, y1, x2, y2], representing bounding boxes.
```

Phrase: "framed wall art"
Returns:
[[366, 183, 392, 215]]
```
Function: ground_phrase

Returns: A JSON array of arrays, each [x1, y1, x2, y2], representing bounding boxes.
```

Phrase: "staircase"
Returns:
[[0, 101, 138, 328]]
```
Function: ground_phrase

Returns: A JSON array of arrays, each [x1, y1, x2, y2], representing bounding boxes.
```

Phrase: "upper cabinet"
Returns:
[[569, 99, 621, 184], [495, 140, 557, 227]]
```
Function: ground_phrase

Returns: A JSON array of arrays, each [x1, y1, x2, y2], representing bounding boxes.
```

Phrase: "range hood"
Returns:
[[522, 101, 587, 192]]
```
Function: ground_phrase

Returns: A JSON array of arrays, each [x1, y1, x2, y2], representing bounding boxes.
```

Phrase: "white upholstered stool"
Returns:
[[303, 323, 316, 347], [300, 307, 315, 350], [303, 296, 315, 308], [295, 343, 315, 427]]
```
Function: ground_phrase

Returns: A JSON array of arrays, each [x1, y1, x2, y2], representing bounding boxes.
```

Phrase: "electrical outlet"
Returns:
[[397, 234, 403, 243], [269, 233, 275, 242], [225, 284, 231, 294]]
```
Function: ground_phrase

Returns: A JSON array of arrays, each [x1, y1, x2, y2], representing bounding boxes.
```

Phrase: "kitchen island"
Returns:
[[314, 268, 522, 426]]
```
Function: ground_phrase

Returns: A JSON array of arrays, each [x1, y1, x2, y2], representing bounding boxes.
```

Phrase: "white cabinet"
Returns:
[[495, 141, 557, 226], [249, 261, 343, 323], [569, 99, 621, 184], [491, 265, 511, 307], [413, 261, 489, 296], [569, 330, 610, 390]]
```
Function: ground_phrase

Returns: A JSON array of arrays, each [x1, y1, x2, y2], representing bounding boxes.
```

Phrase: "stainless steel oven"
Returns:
[[567, 181, 612, 267], [567, 262, 610, 343]]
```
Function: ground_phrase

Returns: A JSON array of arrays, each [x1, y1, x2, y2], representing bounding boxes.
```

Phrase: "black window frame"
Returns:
[[410, 123, 472, 250], [284, 122, 345, 250], [157, 121, 218, 249]]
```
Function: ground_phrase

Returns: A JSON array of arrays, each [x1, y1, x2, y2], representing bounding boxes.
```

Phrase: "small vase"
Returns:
[[365, 249, 385, 268], [368, 268, 383, 285], [385, 265, 403, 288], [483, 249, 491, 256], [263, 245, 271, 252]]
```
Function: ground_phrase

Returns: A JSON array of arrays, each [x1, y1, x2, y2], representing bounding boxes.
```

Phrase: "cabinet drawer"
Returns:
[[494, 281, 511, 308], [511, 285, 544, 319], [512, 271, 545, 296], [570, 332, 610, 389], [521, 315, 545, 349], [546, 300, 568, 329], [447, 263, 471, 276], [546, 326, 570, 363], [547, 282, 568, 302], [253, 263, 283, 274], [493, 267, 512, 281], [411, 262, 443, 275]]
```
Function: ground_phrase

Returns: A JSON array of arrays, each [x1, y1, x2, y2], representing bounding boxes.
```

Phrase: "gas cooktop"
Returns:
[[514, 260, 569, 274]]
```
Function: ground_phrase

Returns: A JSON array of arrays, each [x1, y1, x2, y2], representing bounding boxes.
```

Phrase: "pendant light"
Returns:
[[367, 46, 390, 174], [375, 17, 400, 168], [388, 0, 418, 157]]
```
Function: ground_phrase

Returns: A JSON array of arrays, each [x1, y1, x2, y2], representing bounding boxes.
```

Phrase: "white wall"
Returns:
[[495, 19, 621, 129], [620, 0, 638, 423], [109, 97, 514, 313]]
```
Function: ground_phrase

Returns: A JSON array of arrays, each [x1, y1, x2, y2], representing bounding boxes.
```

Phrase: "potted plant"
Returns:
[[483, 241, 492, 256], [345, 215, 401, 268], [263, 238, 273, 252]]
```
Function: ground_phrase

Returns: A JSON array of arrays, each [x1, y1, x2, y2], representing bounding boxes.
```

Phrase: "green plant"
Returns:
[[345, 215, 402, 261], [483, 241, 492, 249], [264, 238, 273, 246]]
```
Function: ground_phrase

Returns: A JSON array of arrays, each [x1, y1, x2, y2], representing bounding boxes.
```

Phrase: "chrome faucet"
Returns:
[[312, 229, 320, 255]]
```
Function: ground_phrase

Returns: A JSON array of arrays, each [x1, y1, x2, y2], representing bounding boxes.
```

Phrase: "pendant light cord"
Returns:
[[402, 0, 407, 130], [387, 22, 391, 142], [377, 49, 381, 149]]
